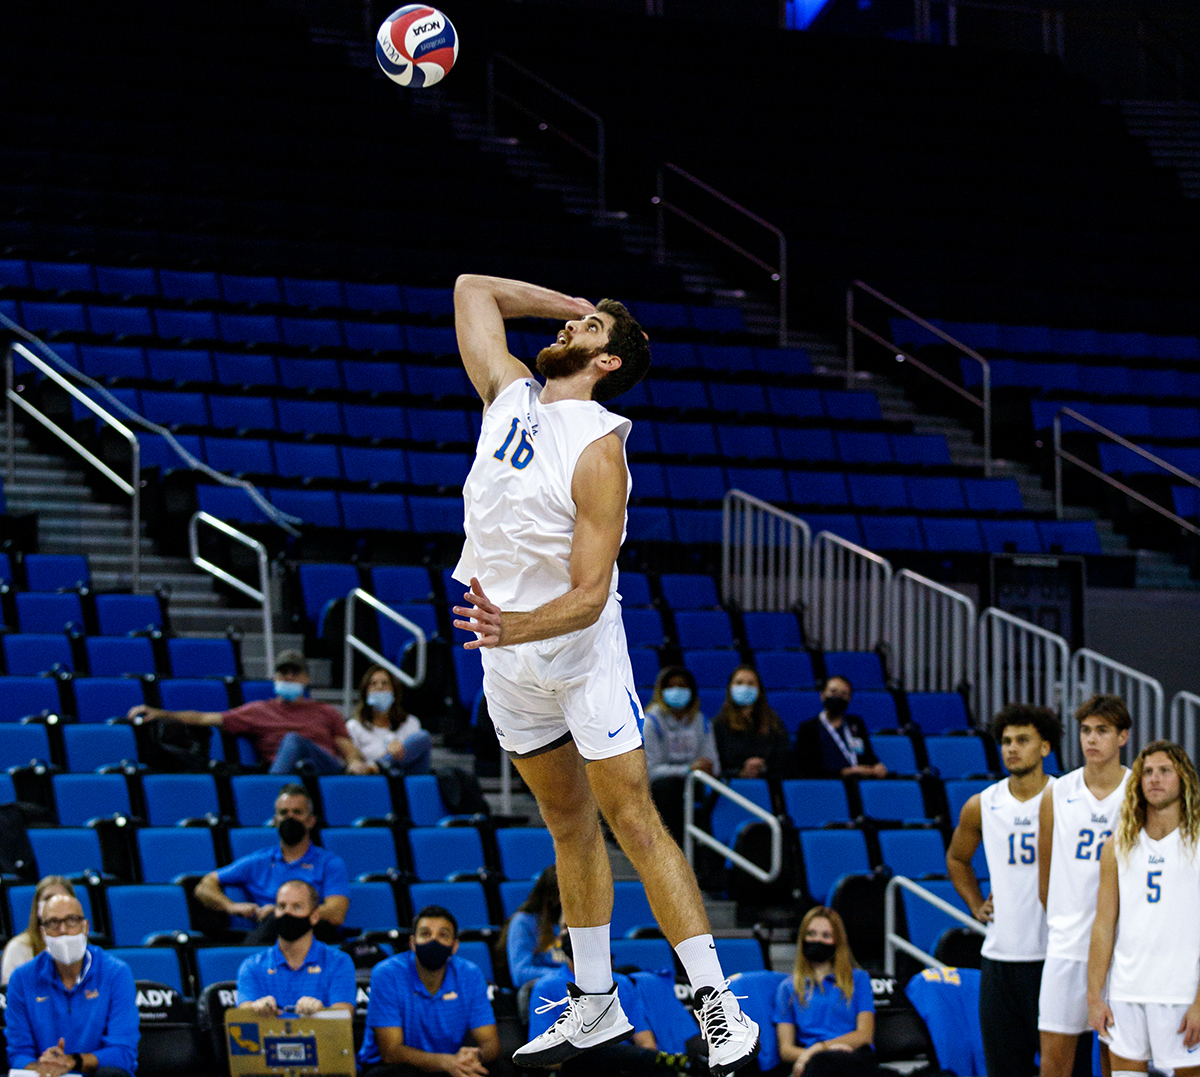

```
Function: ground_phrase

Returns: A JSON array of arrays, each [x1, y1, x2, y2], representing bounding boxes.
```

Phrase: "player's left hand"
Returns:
[[1178, 1001, 1200, 1047], [1088, 998, 1113, 1037], [294, 996, 324, 1016], [454, 578, 503, 649]]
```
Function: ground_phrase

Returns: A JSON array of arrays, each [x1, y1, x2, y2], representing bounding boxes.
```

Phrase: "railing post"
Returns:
[[948, 0, 958, 45], [845, 287, 855, 391], [776, 234, 788, 348], [5, 346, 14, 487], [654, 168, 666, 266], [1053, 413, 1063, 520], [981, 360, 992, 478]]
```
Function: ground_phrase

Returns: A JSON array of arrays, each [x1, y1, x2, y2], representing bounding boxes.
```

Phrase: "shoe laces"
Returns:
[[695, 981, 748, 1048], [534, 993, 579, 1034]]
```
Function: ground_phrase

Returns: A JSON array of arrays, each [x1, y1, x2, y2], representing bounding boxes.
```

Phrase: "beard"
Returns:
[[536, 340, 600, 380]]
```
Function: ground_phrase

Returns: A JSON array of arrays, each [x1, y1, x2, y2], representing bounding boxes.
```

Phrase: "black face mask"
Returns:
[[275, 914, 313, 942], [823, 696, 849, 718], [278, 817, 308, 846], [802, 940, 838, 965], [414, 939, 454, 972]]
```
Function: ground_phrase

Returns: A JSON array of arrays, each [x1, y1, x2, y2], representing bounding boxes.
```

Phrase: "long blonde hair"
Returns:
[[792, 906, 858, 1004], [24, 875, 76, 957], [1115, 740, 1200, 859]]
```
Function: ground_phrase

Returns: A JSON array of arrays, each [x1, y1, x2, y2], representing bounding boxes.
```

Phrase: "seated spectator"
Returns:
[[5, 892, 139, 1077], [499, 865, 565, 989], [713, 665, 791, 780], [127, 649, 374, 776], [793, 677, 887, 779], [358, 904, 498, 1077], [775, 907, 876, 1077], [644, 666, 718, 842], [348, 664, 432, 777], [1, 875, 75, 987], [236, 880, 356, 1017], [529, 928, 675, 1076], [194, 782, 350, 945]]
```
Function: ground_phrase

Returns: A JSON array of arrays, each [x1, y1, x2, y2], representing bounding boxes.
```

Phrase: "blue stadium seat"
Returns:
[[741, 612, 804, 652], [673, 610, 735, 649], [142, 773, 222, 827], [53, 774, 131, 825], [405, 406, 474, 445], [409, 827, 488, 881], [659, 574, 720, 610], [107, 948, 184, 993], [16, 593, 85, 634], [217, 313, 280, 345], [799, 829, 870, 904], [724, 466, 788, 503], [824, 392, 881, 422], [228, 828, 279, 860], [231, 775, 295, 826], [146, 347, 215, 384], [925, 736, 991, 779], [273, 442, 343, 480], [770, 689, 823, 735], [405, 361, 470, 394], [137, 827, 218, 883], [403, 774, 460, 827], [714, 937, 766, 974], [298, 563, 360, 635], [891, 434, 952, 466], [167, 638, 238, 679], [30, 261, 96, 292], [671, 508, 723, 544], [834, 431, 891, 464], [342, 360, 406, 394], [8, 887, 94, 939], [630, 649, 659, 688], [823, 652, 886, 690], [280, 319, 344, 349], [870, 733, 919, 775], [94, 594, 163, 636], [906, 693, 971, 734], [89, 305, 155, 337], [24, 554, 91, 593], [343, 322, 405, 352], [407, 881, 490, 930], [803, 514, 863, 546], [622, 608, 664, 649], [371, 566, 433, 605], [611, 880, 657, 937], [158, 679, 231, 717], [456, 940, 496, 984], [452, 650, 484, 711], [656, 421, 719, 457], [610, 938, 675, 974], [860, 516, 923, 552], [195, 947, 252, 988], [901, 879, 972, 955], [140, 391, 210, 429], [1037, 521, 1102, 555], [85, 636, 157, 676], [159, 269, 220, 302], [906, 477, 967, 512], [408, 451, 472, 489], [858, 779, 929, 823], [344, 283, 404, 313], [685, 650, 743, 689], [21, 302, 88, 334], [72, 678, 145, 723], [963, 478, 1024, 513], [724, 971, 789, 1073], [62, 724, 138, 772], [213, 353, 279, 389], [269, 486, 343, 529], [753, 650, 816, 691], [320, 828, 399, 880], [29, 829, 106, 877], [79, 345, 149, 382], [781, 779, 852, 828], [786, 470, 849, 507], [775, 429, 836, 461], [500, 880, 534, 919], [495, 828, 555, 881], [283, 277, 345, 309], [275, 399, 344, 437], [877, 829, 948, 879], [665, 465, 726, 503], [648, 379, 709, 411], [342, 445, 408, 484], [341, 492, 410, 531], [754, 347, 811, 376], [409, 497, 465, 534], [317, 775, 394, 826], [921, 518, 984, 552], [847, 474, 909, 510], [0, 721, 53, 769], [708, 779, 773, 850], [220, 273, 283, 305], [849, 691, 900, 732], [2, 633, 73, 675]]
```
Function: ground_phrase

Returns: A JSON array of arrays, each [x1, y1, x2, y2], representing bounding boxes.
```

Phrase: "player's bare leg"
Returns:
[[1040, 1032, 1083, 1077]]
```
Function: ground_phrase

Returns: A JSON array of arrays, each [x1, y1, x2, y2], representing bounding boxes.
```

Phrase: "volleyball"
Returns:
[[375, 5, 459, 88]]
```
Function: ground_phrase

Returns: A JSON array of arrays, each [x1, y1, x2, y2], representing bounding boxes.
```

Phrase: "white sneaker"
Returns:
[[694, 982, 760, 1077], [513, 981, 634, 1068]]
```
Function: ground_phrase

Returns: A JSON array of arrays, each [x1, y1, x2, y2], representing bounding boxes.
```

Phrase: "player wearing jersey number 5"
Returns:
[[946, 704, 1060, 1077], [1038, 695, 1131, 1077], [450, 274, 759, 1076], [1087, 741, 1200, 1077]]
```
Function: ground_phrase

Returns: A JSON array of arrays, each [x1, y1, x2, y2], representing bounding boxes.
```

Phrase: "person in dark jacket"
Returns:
[[713, 665, 791, 779], [794, 677, 887, 779]]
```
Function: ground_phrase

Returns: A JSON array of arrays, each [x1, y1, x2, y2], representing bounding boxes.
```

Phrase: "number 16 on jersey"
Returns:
[[494, 418, 535, 470]]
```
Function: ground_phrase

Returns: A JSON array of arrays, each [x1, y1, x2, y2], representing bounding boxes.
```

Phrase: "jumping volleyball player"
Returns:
[[449, 274, 760, 1075], [1038, 695, 1132, 1077], [1087, 740, 1200, 1076]]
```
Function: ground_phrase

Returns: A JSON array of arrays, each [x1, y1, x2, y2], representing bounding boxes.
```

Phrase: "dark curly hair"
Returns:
[[591, 299, 651, 402]]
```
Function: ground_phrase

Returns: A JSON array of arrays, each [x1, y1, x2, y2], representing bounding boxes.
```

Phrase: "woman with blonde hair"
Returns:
[[0, 875, 76, 986], [774, 906, 876, 1077], [348, 663, 432, 775]]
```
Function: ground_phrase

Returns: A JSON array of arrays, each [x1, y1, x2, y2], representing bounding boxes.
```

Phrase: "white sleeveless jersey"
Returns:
[[1111, 827, 1200, 1004], [1045, 766, 1130, 961], [453, 377, 631, 613], [979, 776, 1054, 961]]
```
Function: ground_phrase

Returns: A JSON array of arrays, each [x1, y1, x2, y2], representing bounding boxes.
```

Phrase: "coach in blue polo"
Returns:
[[236, 880, 356, 1016], [195, 782, 350, 945], [359, 904, 498, 1076], [5, 892, 139, 1076]]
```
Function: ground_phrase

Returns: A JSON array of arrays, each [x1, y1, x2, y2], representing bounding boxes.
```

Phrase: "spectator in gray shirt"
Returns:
[[644, 665, 718, 842]]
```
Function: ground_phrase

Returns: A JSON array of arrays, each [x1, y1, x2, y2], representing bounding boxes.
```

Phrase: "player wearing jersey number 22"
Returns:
[[449, 275, 759, 1076]]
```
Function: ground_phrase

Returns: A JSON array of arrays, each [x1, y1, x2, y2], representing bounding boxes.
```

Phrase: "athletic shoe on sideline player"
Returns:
[[512, 981, 634, 1067], [694, 982, 760, 1077]]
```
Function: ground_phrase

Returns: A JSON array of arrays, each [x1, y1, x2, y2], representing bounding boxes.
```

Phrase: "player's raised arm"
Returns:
[[946, 794, 992, 923], [1086, 841, 1119, 1035], [1038, 786, 1054, 908], [454, 274, 594, 407]]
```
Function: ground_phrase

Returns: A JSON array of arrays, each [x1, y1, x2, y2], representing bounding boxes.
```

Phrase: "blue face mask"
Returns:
[[367, 690, 394, 712], [662, 686, 692, 710], [730, 684, 759, 707], [275, 680, 305, 702]]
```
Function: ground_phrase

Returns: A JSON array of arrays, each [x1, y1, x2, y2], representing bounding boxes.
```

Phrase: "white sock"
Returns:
[[568, 925, 614, 994], [1111, 1071, 1140, 1077], [675, 933, 724, 993]]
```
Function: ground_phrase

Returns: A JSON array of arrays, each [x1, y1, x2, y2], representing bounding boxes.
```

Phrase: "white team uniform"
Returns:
[[1104, 827, 1200, 1067], [453, 377, 644, 761], [1038, 766, 1130, 1034], [979, 776, 1054, 961]]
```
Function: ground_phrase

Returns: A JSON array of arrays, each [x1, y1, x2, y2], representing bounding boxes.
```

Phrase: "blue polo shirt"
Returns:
[[772, 968, 874, 1047], [527, 968, 649, 1039], [5, 946, 139, 1074], [216, 840, 350, 907], [358, 951, 494, 1066], [236, 938, 357, 1010]]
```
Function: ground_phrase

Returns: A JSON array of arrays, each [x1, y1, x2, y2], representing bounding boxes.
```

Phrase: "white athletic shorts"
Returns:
[[480, 597, 645, 762], [1039, 956, 1091, 1035], [1104, 1000, 1200, 1069]]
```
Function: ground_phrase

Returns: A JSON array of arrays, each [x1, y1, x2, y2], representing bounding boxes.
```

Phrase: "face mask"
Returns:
[[802, 940, 837, 965], [823, 696, 849, 718], [414, 939, 453, 972], [277, 817, 308, 846], [730, 684, 759, 707], [275, 913, 314, 943], [367, 690, 394, 712], [275, 680, 305, 701], [45, 931, 88, 966], [662, 687, 692, 710]]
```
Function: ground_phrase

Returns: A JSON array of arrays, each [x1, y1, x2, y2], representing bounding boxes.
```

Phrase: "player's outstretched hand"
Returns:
[[1178, 1001, 1200, 1048], [1087, 997, 1113, 1037], [454, 578, 503, 649]]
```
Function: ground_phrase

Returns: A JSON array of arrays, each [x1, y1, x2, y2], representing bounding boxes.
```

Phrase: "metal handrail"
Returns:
[[721, 489, 811, 612], [1053, 406, 1200, 536], [846, 281, 992, 477], [1169, 691, 1200, 762], [682, 770, 782, 884], [889, 569, 976, 693], [884, 875, 984, 975], [188, 512, 274, 674], [343, 588, 428, 709], [1071, 648, 1164, 766], [487, 54, 606, 213], [6, 342, 142, 591], [976, 607, 1071, 736], [808, 530, 893, 652], [653, 163, 788, 347]]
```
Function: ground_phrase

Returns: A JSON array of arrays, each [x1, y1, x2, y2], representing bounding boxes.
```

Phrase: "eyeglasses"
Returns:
[[39, 915, 86, 934]]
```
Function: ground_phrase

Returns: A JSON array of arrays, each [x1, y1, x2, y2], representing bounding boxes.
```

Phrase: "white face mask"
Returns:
[[367, 690, 394, 712], [44, 930, 88, 965], [275, 680, 305, 701]]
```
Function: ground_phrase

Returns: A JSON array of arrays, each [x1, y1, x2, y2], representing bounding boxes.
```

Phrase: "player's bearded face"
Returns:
[[536, 339, 604, 380]]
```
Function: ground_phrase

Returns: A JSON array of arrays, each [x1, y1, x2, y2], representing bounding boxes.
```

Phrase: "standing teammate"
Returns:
[[449, 274, 760, 1076], [947, 704, 1060, 1077], [1038, 695, 1132, 1077], [1087, 741, 1200, 1076]]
